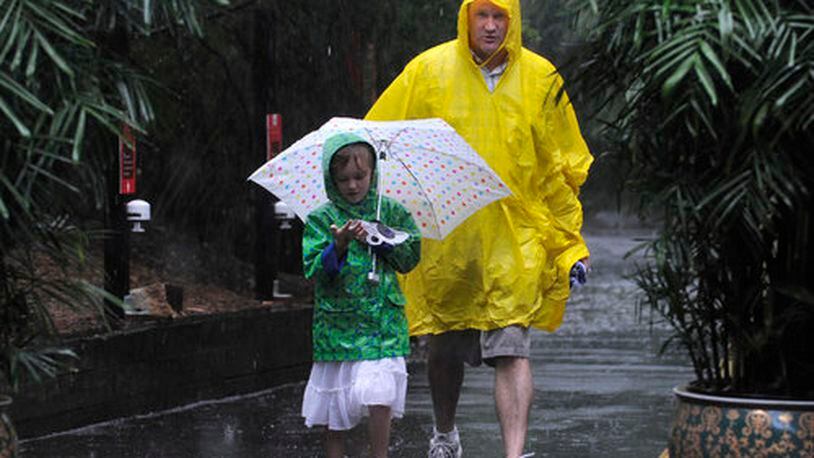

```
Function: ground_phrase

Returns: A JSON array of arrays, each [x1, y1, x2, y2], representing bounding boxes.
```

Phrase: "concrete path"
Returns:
[[20, 231, 693, 457]]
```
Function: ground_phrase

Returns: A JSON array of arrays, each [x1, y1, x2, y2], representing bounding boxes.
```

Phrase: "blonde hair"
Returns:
[[329, 143, 375, 176]]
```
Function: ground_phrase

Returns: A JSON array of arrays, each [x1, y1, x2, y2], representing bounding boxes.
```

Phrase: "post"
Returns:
[[255, 114, 283, 300], [103, 124, 137, 321], [252, 5, 284, 300]]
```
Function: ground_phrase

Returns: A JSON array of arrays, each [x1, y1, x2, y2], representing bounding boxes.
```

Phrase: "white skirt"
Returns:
[[301, 357, 408, 431]]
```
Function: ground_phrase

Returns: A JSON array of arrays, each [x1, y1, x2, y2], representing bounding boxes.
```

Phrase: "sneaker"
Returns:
[[428, 430, 462, 458]]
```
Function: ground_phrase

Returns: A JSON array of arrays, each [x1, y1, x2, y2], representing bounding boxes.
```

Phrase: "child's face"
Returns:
[[332, 145, 373, 204]]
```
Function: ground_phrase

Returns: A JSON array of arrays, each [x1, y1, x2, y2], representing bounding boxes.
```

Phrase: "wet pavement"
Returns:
[[20, 230, 693, 457]]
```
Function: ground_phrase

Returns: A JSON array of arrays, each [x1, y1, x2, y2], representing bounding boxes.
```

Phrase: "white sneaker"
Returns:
[[428, 429, 462, 458]]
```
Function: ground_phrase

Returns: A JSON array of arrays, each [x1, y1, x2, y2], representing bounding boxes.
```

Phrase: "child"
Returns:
[[301, 132, 421, 458]]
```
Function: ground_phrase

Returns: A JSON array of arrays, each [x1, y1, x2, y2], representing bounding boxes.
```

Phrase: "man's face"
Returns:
[[468, 0, 508, 62]]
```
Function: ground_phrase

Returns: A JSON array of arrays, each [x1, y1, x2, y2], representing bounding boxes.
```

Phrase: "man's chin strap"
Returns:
[[473, 47, 508, 70]]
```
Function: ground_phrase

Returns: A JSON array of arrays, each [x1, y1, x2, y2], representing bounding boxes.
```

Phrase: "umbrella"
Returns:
[[248, 117, 511, 240]]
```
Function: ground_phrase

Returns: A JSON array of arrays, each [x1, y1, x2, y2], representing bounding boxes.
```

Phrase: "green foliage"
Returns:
[[108, 0, 463, 286], [0, 0, 229, 393], [569, 0, 814, 397], [0, 0, 464, 393]]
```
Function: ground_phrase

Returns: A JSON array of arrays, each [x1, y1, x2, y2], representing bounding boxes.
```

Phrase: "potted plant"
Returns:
[[567, 0, 814, 454]]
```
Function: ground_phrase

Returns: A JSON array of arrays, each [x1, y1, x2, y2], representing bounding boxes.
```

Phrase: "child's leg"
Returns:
[[368, 405, 392, 458], [325, 429, 345, 458]]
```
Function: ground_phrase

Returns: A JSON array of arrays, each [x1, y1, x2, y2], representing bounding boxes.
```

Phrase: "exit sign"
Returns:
[[119, 124, 136, 195], [267, 114, 282, 161]]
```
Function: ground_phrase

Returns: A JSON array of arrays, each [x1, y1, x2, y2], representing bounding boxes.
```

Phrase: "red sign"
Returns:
[[266, 113, 282, 161], [119, 124, 137, 195]]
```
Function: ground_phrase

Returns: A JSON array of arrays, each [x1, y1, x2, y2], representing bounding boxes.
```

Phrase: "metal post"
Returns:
[[104, 124, 138, 321], [103, 191, 128, 322], [255, 114, 283, 300]]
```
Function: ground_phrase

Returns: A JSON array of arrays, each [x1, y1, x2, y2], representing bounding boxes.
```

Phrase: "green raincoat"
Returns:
[[302, 133, 422, 361], [366, 0, 593, 335]]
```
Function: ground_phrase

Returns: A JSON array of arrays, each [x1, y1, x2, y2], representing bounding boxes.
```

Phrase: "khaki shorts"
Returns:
[[428, 325, 531, 367]]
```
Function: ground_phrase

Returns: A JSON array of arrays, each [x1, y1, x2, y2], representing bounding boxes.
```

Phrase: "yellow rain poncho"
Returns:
[[366, 0, 593, 335]]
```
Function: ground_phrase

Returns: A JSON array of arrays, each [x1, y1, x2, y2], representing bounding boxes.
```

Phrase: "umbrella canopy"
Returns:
[[248, 117, 511, 239]]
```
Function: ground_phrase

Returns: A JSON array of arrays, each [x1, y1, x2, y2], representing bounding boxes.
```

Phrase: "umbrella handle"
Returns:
[[367, 246, 380, 284], [376, 149, 385, 222], [368, 144, 385, 284]]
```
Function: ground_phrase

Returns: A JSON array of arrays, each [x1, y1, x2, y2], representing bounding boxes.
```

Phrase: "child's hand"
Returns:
[[330, 220, 367, 254]]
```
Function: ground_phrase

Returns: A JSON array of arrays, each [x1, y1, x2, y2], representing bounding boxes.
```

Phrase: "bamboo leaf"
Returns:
[[689, 98, 717, 139], [734, 0, 757, 37], [717, 5, 734, 40], [34, 30, 74, 78], [698, 40, 733, 90], [0, 172, 30, 214], [27, 163, 80, 194], [787, 31, 797, 67], [0, 1, 18, 37], [0, 93, 31, 137], [661, 0, 672, 19], [71, 108, 86, 163], [0, 175, 8, 218], [647, 36, 701, 74], [9, 26, 31, 71], [662, 53, 697, 99], [774, 77, 807, 110], [0, 5, 21, 62], [51, 1, 86, 21], [634, 11, 644, 49], [117, 80, 136, 120], [0, 71, 53, 113], [24, 37, 39, 78], [25, 0, 93, 47], [693, 58, 718, 106]]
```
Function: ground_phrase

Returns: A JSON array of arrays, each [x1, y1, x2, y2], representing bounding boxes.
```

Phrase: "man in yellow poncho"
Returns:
[[366, 0, 593, 456]]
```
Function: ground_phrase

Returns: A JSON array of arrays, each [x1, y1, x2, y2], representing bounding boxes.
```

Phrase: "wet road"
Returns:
[[21, 230, 693, 457]]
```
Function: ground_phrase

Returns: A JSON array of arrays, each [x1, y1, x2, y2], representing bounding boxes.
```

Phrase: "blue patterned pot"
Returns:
[[669, 386, 814, 457], [0, 395, 16, 458]]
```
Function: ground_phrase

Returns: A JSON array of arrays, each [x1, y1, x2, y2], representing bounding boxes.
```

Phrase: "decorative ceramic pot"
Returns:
[[0, 395, 16, 458], [668, 386, 814, 457]]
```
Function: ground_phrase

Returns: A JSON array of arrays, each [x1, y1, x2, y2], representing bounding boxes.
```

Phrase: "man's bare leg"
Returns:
[[494, 356, 533, 458], [427, 334, 466, 432]]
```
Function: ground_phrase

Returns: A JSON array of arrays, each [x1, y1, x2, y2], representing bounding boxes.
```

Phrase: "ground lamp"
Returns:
[[272, 200, 296, 299]]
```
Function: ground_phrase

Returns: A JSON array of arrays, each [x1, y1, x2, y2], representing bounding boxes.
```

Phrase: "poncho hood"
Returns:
[[456, 0, 521, 69], [321, 132, 379, 220]]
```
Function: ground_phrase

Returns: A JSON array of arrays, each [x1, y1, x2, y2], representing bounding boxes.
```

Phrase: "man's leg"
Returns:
[[427, 333, 467, 433], [494, 356, 533, 458], [427, 331, 480, 457]]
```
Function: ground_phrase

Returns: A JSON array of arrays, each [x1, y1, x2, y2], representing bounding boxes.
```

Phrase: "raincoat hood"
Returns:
[[304, 133, 422, 362], [321, 133, 379, 220], [457, 0, 521, 68]]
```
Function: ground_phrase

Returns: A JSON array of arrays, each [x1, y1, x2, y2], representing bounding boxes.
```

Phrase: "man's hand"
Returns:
[[330, 220, 367, 255], [570, 258, 590, 288]]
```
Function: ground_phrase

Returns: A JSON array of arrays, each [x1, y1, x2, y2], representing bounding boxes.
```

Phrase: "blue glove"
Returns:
[[570, 261, 588, 288]]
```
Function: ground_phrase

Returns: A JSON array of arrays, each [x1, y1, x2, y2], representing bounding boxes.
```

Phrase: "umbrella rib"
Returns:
[[385, 137, 445, 239], [360, 126, 445, 238]]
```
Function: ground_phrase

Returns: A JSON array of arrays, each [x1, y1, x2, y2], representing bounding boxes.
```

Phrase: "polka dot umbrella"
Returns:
[[248, 117, 512, 240]]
